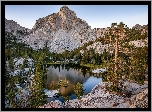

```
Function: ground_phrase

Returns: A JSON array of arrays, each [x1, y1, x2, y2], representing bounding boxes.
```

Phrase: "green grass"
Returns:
[[47, 62, 61, 65], [80, 63, 103, 70], [47, 61, 78, 65], [80, 59, 113, 72], [47, 60, 112, 72]]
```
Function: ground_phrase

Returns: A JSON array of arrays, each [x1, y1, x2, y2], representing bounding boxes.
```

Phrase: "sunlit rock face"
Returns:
[[5, 6, 111, 53], [26, 5, 98, 53], [129, 39, 148, 47], [5, 6, 100, 53], [5, 6, 148, 54]]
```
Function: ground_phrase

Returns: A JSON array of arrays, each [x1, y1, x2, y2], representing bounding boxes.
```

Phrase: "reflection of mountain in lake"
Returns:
[[44, 64, 90, 96]]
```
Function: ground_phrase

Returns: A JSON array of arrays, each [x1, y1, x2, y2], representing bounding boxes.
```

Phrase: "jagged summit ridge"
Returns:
[[59, 5, 77, 19], [4, 6, 111, 53], [23, 6, 96, 53], [32, 5, 89, 32], [5, 5, 148, 54], [7, 6, 148, 53], [5, 18, 31, 37]]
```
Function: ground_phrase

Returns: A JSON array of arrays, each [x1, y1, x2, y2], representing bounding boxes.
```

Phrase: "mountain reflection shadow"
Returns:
[[44, 64, 90, 97]]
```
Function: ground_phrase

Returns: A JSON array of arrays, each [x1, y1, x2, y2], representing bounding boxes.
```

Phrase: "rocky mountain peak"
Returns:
[[60, 5, 69, 10], [58, 5, 76, 20], [32, 5, 87, 32], [59, 5, 70, 13], [5, 6, 108, 53], [5, 18, 31, 37], [23, 5, 98, 53]]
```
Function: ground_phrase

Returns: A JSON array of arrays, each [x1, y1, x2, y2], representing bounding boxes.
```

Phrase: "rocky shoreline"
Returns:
[[39, 81, 148, 108]]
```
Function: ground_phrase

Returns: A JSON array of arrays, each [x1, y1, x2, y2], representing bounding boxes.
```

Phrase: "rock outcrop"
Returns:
[[39, 81, 148, 108], [5, 18, 31, 38], [93, 28, 109, 38], [86, 42, 114, 54], [5, 6, 148, 53], [21, 5, 97, 53], [129, 38, 148, 47], [129, 88, 148, 108]]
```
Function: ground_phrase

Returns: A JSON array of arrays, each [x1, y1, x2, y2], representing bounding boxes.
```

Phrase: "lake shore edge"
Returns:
[[39, 80, 148, 108]]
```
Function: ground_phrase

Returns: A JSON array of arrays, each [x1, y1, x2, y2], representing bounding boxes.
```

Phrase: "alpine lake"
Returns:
[[44, 63, 102, 103], [5, 63, 104, 107]]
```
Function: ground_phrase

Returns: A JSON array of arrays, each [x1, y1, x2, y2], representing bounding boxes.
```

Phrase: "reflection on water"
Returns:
[[83, 76, 102, 93], [44, 64, 102, 103]]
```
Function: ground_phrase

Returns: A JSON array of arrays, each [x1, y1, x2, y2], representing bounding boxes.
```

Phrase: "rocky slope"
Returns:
[[5, 5, 148, 53], [5, 6, 112, 53], [39, 81, 148, 108], [5, 18, 31, 38], [129, 38, 148, 47], [21, 6, 98, 52]]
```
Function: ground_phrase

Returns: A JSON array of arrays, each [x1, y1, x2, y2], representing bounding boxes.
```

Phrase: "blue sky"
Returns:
[[5, 5, 148, 29]]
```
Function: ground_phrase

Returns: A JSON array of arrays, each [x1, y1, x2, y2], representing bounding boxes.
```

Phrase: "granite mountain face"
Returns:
[[5, 18, 31, 37], [5, 6, 148, 53], [5, 6, 105, 53]]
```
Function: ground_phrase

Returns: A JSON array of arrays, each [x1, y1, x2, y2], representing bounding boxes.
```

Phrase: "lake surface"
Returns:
[[5, 63, 103, 108], [44, 64, 102, 103]]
